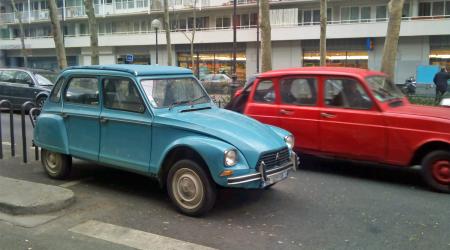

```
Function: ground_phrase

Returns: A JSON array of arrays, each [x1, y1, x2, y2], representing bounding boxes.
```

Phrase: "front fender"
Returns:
[[34, 113, 69, 154], [267, 125, 291, 139], [153, 135, 251, 187]]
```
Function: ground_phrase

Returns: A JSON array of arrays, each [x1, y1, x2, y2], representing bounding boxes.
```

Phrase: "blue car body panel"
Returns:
[[34, 64, 294, 189]]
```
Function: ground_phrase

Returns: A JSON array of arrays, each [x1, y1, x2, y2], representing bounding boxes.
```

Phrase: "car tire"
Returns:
[[41, 149, 72, 179], [421, 150, 450, 193], [167, 159, 217, 216], [263, 183, 276, 190], [36, 96, 47, 109]]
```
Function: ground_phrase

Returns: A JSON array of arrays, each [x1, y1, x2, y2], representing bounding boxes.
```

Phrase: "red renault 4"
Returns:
[[226, 67, 450, 193]]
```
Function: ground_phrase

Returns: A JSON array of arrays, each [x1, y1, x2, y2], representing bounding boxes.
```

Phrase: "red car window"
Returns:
[[324, 78, 373, 110], [280, 77, 318, 106], [253, 80, 276, 103]]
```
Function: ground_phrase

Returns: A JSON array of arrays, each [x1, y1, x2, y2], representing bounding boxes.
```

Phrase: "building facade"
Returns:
[[0, 0, 449, 83]]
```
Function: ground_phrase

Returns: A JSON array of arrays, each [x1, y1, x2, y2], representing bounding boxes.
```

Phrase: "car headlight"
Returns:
[[224, 149, 238, 167], [284, 135, 295, 150]]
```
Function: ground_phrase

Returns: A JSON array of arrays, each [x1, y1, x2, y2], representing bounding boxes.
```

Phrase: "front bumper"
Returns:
[[227, 152, 299, 187]]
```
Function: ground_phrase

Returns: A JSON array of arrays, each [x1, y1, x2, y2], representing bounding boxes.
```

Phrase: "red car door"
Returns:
[[244, 78, 281, 127], [319, 76, 386, 162], [278, 75, 320, 152]]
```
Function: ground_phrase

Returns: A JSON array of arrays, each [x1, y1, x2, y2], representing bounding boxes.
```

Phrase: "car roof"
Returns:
[[258, 67, 385, 78], [63, 64, 193, 76]]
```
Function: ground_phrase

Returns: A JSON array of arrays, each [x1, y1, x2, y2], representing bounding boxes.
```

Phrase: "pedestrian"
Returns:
[[433, 67, 450, 105]]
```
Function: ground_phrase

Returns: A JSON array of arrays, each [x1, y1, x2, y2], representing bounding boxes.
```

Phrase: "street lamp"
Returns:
[[151, 19, 161, 65]]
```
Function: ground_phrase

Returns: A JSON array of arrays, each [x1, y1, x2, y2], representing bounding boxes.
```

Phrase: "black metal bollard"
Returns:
[[0, 100, 15, 159], [21, 101, 35, 163]]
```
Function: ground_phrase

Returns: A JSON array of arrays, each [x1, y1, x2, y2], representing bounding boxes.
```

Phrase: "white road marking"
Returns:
[[59, 177, 93, 188], [69, 220, 216, 250]]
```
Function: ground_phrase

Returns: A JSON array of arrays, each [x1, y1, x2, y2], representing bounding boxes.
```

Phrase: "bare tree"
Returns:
[[10, 0, 28, 67], [83, 0, 99, 65], [259, 0, 271, 72], [163, 0, 173, 66], [181, 0, 197, 72], [381, 0, 405, 82], [319, 0, 327, 66], [48, 0, 67, 69]]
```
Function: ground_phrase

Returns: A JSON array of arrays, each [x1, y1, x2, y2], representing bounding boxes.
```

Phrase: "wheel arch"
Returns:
[[158, 145, 211, 187], [410, 140, 450, 166]]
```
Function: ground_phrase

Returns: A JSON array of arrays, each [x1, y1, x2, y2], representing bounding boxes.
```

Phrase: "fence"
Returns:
[[0, 100, 40, 163]]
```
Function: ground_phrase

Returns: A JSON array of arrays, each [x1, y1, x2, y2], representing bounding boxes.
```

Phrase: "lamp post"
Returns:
[[151, 19, 161, 65], [231, 0, 237, 97]]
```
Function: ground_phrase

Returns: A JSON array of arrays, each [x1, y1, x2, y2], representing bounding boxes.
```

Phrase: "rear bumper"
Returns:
[[227, 152, 298, 186]]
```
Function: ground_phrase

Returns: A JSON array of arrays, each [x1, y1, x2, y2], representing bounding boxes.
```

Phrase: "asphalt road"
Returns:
[[0, 114, 449, 250]]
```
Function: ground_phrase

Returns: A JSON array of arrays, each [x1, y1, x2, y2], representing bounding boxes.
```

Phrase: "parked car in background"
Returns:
[[200, 73, 232, 95], [227, 67, 450, 193], [0, 68, 57, 108], [34, 65, 298, 216]]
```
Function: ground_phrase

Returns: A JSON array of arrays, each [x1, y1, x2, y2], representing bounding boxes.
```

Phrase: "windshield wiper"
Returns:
[[168, 96, 207, 110]]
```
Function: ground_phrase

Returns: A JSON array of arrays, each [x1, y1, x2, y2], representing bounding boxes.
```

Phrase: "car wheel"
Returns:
[[36, 96, 47, 109], [41, 149, 72, 179], [421, 150, 450, 193], [167, 159, 217, 216], [264, 183, 276, 190]]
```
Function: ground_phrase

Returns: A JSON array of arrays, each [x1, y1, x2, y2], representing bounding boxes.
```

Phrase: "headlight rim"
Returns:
[[224, 149, 238, 167], [284, 135, 295, 150]]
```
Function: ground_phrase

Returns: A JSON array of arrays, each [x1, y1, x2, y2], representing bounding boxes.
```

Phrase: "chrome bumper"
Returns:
[[227, 152, 298, 186]]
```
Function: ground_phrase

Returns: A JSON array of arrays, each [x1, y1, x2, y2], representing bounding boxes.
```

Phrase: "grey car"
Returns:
[[0, 68, 57, 109]]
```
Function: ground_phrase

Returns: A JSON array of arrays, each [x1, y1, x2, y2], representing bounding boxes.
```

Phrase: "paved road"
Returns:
[[0, 114, 449, 249]]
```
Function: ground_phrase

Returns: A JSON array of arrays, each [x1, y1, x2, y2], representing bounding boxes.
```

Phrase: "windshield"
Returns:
[[35, 74, 56, 85], [141, 78, 210, 108], [365, 76, 404, 102]]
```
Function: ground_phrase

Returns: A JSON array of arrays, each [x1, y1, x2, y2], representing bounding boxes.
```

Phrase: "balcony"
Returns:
[[1, 15, 449, 49]]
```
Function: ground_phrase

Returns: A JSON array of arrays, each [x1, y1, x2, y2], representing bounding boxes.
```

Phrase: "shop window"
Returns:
[[430, 50, 450, 70], [303, 51, 368, 69]]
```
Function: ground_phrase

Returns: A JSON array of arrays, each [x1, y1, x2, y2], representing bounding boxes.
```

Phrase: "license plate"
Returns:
[[265, 170, 288, 186]]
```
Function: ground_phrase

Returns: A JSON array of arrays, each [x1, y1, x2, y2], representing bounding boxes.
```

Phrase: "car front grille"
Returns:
[[256, 147, 290, 170]]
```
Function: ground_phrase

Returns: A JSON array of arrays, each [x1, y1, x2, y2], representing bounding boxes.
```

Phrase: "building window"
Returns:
[[432, 1, 445, 16], [300, 8, 331, 25], [419, 2, 431, 16], [376, 5, 387, 21], [361, 7, 371, 21], [216, 16, 231, 29], [402, 3, 410, 17]]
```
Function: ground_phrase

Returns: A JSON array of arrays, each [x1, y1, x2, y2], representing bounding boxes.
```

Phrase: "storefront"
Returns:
[[429, 35, 450, 70], [303, 50, 369, 68], [176, 44, 247, 82]]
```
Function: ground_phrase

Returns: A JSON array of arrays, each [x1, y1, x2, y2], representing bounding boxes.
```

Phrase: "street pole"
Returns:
[[256, 0, 260, 73], [231, 0, 237, 97], [62, 0, 65, 46], [155, 27, 158, 64]]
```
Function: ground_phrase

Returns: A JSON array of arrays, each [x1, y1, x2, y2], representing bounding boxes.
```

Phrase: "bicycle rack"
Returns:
[[21, 101, 39, 163]]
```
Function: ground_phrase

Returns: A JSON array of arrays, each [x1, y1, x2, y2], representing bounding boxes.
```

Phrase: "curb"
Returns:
[[0, 176, 75, 215]]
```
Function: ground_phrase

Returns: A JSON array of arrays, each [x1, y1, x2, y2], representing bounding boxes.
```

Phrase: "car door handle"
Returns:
[[280, 109, 294, 115], [100, 117, 109, 123], [320, 112, 336, 118]]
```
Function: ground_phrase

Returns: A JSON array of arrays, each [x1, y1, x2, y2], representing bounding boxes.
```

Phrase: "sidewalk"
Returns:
[[0, 176, 75, 227]]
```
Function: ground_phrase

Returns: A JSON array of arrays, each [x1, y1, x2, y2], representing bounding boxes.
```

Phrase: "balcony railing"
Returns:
[[1, 15, 449, 40]]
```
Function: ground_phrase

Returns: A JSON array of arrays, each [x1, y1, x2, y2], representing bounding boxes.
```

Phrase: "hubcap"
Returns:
[[172, 168, 204, 210], [45, 151, 61, 174], [432, 160, 450, 184]]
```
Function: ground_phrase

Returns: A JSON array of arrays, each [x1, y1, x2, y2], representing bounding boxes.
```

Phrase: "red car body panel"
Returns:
[[232, 67, 450, 167]]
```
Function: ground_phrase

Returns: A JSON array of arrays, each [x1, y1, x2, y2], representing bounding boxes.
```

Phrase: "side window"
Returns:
[[0, 71, 16, 83], [253, 80, 275, 103], [15, 71, 33, 85], [324, 78, 372, 110], [50, 77, 65, 103], [103, 78, 145, 113], [280, 78, 317, 106], [64, 77, 99, 106]]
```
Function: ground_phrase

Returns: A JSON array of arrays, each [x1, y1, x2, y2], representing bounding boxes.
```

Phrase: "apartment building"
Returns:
[[0, 0, 449, 83]]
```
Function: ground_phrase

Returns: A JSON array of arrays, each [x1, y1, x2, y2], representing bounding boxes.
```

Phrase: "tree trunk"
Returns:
[[84, 0, 99, 65], [380, 0, 404, 82], [11, 0, 28, 67], [48, 0, 67, 69], [319, 0, 327, 66], [259, 0, 272, 72], [163, 0, 173, 66]]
